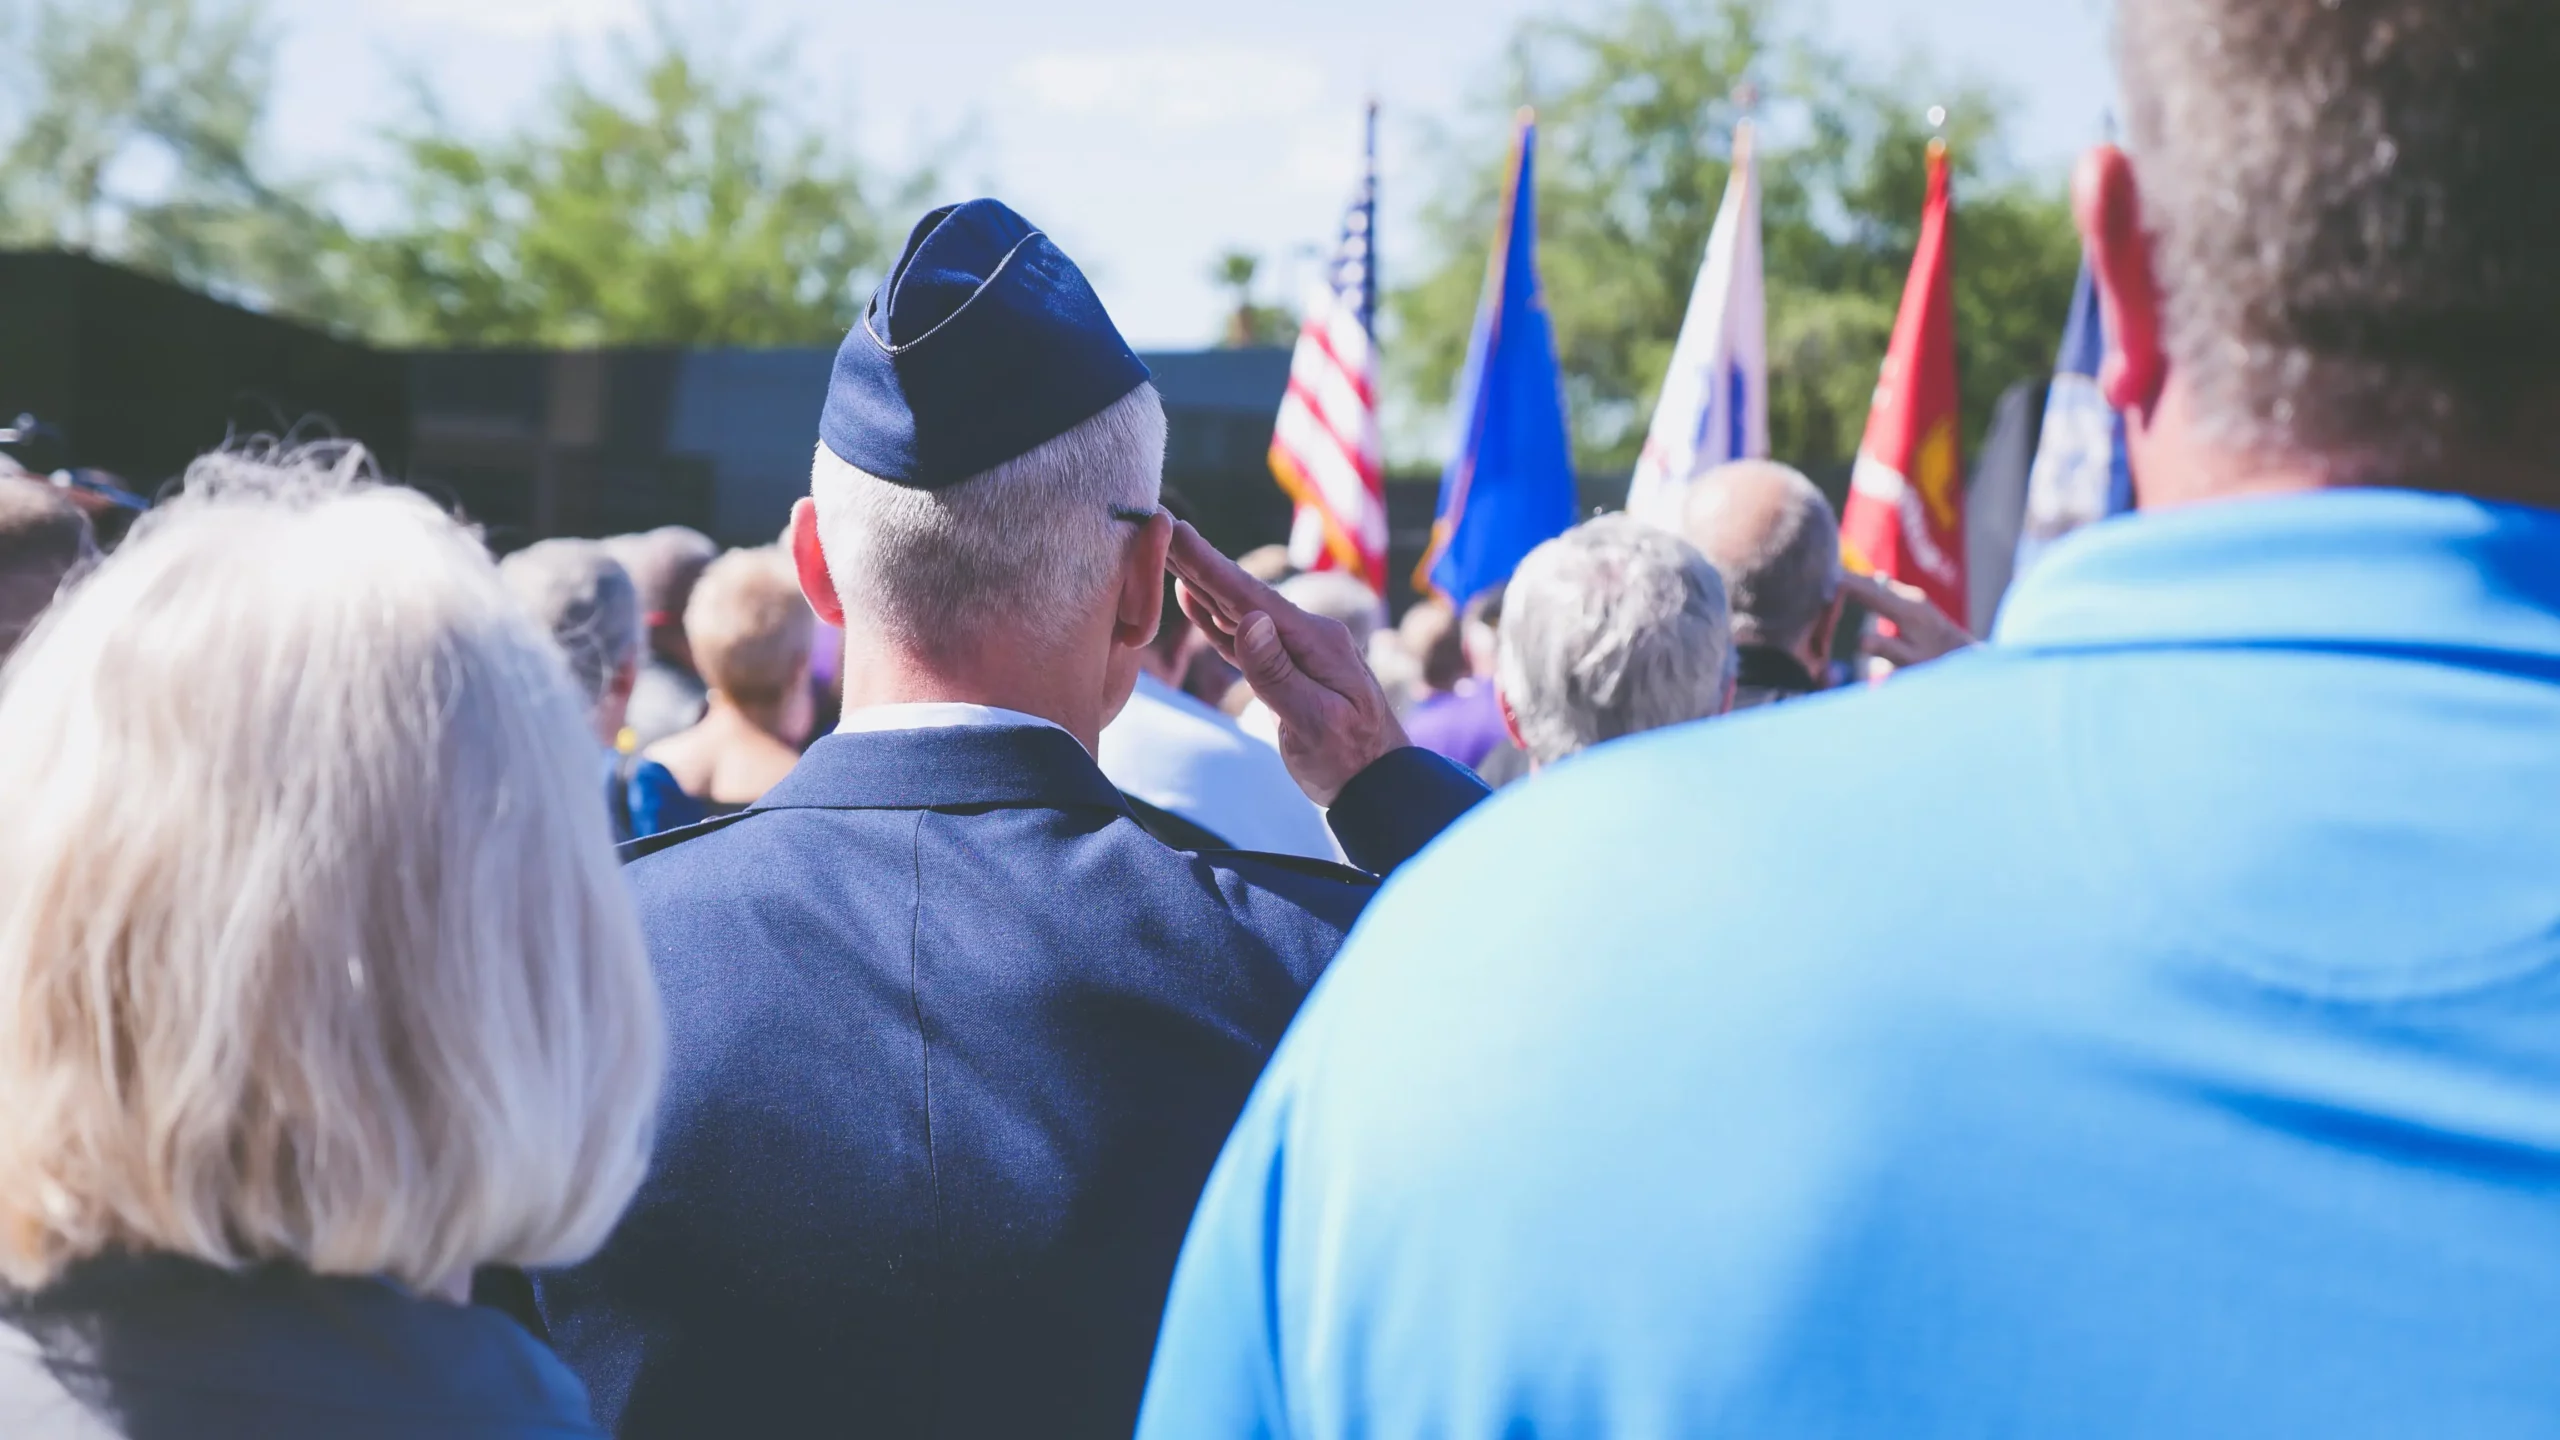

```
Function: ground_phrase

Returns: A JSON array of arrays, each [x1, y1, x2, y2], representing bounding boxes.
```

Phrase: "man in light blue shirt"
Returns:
[[1139, 2, 2560, 1434]]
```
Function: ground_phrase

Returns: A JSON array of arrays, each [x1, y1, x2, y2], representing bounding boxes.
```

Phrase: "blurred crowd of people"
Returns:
[[2, 1, 2559, 1435]]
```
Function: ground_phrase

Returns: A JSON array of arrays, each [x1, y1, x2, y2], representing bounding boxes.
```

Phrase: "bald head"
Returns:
[[1678, 461, 1842, 657]]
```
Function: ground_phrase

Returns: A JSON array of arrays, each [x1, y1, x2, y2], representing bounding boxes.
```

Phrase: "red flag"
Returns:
[[1841, 140, 1966, 622]]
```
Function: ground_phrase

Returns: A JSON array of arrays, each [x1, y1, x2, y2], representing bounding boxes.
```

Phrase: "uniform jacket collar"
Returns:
[[1994, 487, 2560, 665], [757, 723, 1132, 814]]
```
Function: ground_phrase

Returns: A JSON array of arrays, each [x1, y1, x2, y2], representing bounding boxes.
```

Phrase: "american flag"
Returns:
[[1272, 104, 1388, 594]]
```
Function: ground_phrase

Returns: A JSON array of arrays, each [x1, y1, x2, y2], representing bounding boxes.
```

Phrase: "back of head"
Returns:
[[0, 475, 97, 663], [1498, 514, 1733, 767], [2118, 0, 2560, 488], [1278, 571, 1385, 654], [812, 384, 1166, 655], [603, 526, 718, 629], [0, 441, 663, 1293], [1678, 460, 1841, 653], [686, 546, 816, 706], [499, 538, 642, 708]]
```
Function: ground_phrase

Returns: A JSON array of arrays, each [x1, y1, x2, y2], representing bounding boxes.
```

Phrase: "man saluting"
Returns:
[[532, 198, 1489, 1438]]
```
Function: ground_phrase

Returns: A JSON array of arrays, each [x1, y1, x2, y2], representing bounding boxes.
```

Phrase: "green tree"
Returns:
[[0, 0, 343, 317], [347, 20, 931, 347], [1209, 249, 1294, 348], [1391, 0, 2079, 480]]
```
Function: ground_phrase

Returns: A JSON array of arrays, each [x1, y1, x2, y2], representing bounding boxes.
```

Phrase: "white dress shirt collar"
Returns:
[[836, 701, 1067, 737]]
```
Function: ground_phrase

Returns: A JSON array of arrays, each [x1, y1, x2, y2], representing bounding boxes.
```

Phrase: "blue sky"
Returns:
[[262, 0, 2113, 348]]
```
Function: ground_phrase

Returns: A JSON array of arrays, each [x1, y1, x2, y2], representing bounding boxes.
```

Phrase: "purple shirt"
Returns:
[[1404, 680, 1506, 770]]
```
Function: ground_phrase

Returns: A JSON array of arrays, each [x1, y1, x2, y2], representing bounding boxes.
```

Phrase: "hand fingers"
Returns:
[[1166, 521, 1288, 623], [1840, 570, 1932, 627], [1177, 584, 1239, 666], [1174, 563, 1244, 638], [1233, 612, 1329, 721], [1268, 610, 1378, 698], [1841, 570, 1976, 651]]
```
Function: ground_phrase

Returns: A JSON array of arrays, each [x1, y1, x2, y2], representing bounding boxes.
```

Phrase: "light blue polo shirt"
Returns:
[[1139, 488, 2560, 1439]]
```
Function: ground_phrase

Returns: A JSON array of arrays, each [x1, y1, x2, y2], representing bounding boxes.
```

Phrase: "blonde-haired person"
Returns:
[[644, 545, 815, 815], [0, 442, 664, 1438]]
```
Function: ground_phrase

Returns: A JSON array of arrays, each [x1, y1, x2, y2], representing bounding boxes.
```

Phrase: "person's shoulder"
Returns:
[[617, 807, 759, 867], [1178, 846, 1378, 950], [1205, 848, 1378, 891], [1361, 651, 2049, 940]]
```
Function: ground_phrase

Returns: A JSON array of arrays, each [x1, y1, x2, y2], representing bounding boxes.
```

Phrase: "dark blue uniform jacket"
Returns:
[[534, 723, 1486, 1437]]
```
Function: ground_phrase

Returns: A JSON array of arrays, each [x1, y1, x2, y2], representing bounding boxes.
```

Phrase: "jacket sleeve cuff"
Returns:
[[1326, 746, 1493, 877]]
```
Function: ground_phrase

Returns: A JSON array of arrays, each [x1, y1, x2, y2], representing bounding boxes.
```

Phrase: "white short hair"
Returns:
[[499, 537, 642, 707], [1497, 514, 1735, 767], [0, 442, 664, 1293], [811, 385, 1165, 654]]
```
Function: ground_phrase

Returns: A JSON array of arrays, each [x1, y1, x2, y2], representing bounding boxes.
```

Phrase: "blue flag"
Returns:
[[2014, 259, 2132, 580], [1419, 113, 1578, 605]]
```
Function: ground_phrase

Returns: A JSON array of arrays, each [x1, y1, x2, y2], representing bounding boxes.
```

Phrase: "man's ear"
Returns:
[[1497, 684, 1528, 754], [2074, 144, 2168, 420], [788, 497, 845, 628], [1112, 510, 1175, 651], [1806, 588, 1848, 670]]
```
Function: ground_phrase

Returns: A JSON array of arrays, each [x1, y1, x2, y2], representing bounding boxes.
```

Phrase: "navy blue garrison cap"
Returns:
[[819, 199, 1152, 489]]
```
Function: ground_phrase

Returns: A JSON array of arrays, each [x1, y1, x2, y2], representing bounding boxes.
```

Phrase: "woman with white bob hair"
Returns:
[[0, 442, 664, 1437]]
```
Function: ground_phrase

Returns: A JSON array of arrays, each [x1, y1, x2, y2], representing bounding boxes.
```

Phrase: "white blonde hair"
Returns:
[[0, 441, 664, 1293], [810, 384, 1164, 655]]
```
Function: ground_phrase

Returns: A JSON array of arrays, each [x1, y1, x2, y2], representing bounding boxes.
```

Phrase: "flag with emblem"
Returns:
[[1273, 103, 1389, 593], [1626, 119, 1767, 523], [1841, 138, 1966, 622]]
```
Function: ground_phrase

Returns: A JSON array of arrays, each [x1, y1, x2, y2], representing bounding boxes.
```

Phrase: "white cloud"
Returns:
[[378, 0, 641, 40], [1014, 44, 1327, 126]]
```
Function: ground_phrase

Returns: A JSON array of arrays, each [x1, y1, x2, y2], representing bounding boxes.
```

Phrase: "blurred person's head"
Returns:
[[1277, 571, 1384, 655], [2098, 0, 2560, 509], [603, 526, 718, 675], [1679, 460, 1844, 675], [500, 538, 642, 746], [1237, 545, 1295, 585], [1367, 624, 1424, 716], [1461, 582, 1507, 679], [687, 546, 817, 747], [0, 474, 97, 664], [1401, 598, 1469, 696], [0, 441, 662, 1299], [1496, 515, 1734, 770]]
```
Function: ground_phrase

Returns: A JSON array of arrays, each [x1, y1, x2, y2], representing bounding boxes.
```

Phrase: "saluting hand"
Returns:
[[1166, 521, 1409, 807], [1843, 570, 1979, 672]]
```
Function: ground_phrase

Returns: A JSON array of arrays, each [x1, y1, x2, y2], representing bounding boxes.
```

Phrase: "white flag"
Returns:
[[1626, 122, 1768, 526]]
